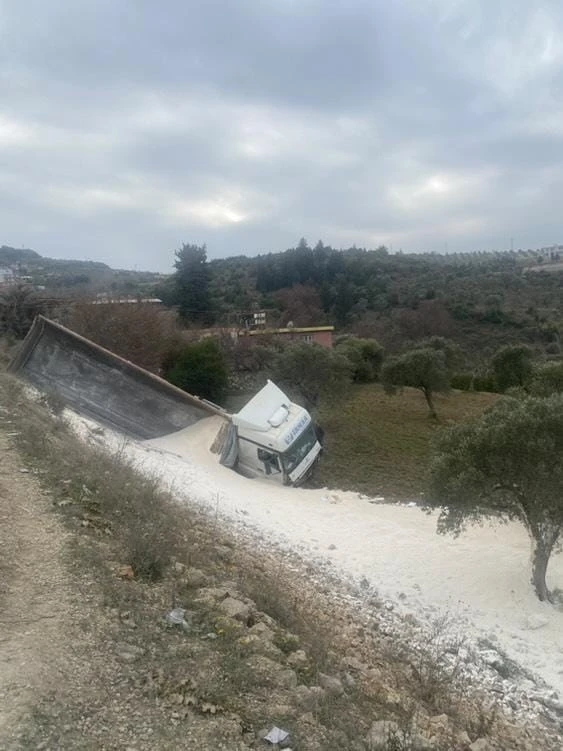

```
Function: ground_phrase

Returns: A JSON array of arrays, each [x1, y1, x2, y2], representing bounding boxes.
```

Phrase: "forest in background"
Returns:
[[158, 239, 563, 370], [2, 239, 562, 373]]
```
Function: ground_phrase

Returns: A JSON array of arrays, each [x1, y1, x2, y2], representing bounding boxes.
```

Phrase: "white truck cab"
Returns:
[[230, 381, 322, 485]]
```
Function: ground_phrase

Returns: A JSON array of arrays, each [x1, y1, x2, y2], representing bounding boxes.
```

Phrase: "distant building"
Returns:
[[538, 245, 563, 260], [240, 325, 334, 348], [91, 295, 162, 305], [0, 267, 15, 284]]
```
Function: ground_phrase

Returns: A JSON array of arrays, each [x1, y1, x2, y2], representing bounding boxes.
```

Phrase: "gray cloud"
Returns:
[[1, 0, 563, 270]]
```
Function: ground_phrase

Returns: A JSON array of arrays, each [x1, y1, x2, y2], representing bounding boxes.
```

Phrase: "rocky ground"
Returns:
[[0, 387, 562, 750]]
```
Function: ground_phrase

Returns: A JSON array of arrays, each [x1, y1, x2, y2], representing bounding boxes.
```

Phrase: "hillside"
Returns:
[[202, 243, 563, 366], [3, 240, 563, 370], [0, 245, 41, 264], [0, 245, 162, 296], [1, 367, 562, 750]]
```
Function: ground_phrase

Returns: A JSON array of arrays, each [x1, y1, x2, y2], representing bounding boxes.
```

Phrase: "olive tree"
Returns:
[[420, 336, 464, 375], [334, 336, 383, 382], [491, 345, 534, 392], [270, 342, 352, 412], [381, 347, 449, 418], [428, 394, 563, 602], [529, 360, 563, 397]]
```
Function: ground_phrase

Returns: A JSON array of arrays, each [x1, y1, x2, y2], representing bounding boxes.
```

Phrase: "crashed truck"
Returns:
[[8, 316, 322, 486]]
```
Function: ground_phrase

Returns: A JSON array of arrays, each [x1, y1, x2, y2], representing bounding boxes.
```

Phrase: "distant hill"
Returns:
[[198, 242, 563, 366], [0, 243, 159, 296], [0, 246, 42, 264]]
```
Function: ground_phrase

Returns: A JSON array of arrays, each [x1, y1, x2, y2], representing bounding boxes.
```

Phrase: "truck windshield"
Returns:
[[281, 424, 317, 474]]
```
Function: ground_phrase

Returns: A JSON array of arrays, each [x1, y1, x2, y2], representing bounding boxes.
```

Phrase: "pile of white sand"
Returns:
[[70, 413, 563, 703]]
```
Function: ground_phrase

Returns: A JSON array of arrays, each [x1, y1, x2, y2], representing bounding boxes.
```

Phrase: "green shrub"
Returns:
[[530, 360, 563, 397], [334, 336, 383, 382], [164, 338, 228, 403], [472, 375, 497, 393], [491, 344, 534, 392], [0, 284, 45, 338], [450, 373, 473, 391], [270, 341, 352, 411]]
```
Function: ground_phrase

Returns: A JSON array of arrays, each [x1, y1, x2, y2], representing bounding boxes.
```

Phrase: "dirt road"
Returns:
[[0, 429, 75, 748]]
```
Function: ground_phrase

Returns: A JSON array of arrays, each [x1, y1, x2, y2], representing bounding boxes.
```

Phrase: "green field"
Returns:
[[316, 384, 498, 500]]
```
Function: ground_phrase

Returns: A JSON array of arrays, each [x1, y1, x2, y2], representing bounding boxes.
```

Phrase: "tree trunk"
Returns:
[[422, 388, 437, 419], [522, 512, 559, 603], [531, 543, 553, 602]]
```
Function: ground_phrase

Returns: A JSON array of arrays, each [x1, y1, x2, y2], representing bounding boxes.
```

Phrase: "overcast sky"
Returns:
[[1, 1, 563, 271]]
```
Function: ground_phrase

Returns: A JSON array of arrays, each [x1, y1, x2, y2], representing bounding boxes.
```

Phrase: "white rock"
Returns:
[[524, 614, 549, 631]]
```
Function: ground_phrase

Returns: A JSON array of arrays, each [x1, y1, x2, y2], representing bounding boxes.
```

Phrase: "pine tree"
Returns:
[[174, 243, 213, 324]]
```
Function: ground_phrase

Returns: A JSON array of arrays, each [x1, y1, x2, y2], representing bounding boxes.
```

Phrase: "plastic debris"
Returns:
[[264, 726, 290, 744], [165, 607, 191, 631]]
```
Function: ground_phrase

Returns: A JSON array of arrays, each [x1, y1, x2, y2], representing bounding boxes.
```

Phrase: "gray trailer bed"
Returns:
[[8, 315, 228, 440]]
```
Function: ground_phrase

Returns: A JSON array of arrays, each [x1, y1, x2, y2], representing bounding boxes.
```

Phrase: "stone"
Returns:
[[292, 684, 326, 712], [248, 622, 275, 640], [480, 649, 506, 673], [253, 611, 278, 629], [429, 714, 450, 732], [278, 668, 299, 690], [195, 586, 235, 604], [116, 564, 134, 579], [219, 596, 251, 622], [236, 633, 282, 659], [286, 649, 309, 669], [318, 672, 344, 696], [246, 655, 298, 689], [185, 567, 208, 587]]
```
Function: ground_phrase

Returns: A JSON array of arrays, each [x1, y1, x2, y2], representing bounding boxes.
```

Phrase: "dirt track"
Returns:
[[0, 429, 75, 747], [0, 423, 263, 749]]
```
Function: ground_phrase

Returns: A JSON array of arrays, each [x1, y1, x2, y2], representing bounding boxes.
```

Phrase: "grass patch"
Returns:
[[316, 383, 498, 499]]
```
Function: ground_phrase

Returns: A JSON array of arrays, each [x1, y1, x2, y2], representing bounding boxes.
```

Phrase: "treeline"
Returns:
[[3, 239, 563, 396], [157, 240, 562, 368]]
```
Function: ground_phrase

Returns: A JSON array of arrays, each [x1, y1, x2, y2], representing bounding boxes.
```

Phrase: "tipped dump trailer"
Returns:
[[9, 316, 321, 485]]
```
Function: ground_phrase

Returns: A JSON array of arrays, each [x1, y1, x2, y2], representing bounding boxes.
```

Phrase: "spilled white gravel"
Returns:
[[68, 411, 563, 728]]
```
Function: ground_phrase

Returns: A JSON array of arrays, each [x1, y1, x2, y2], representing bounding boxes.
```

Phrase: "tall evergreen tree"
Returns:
[[173, 243, 213, 324]]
